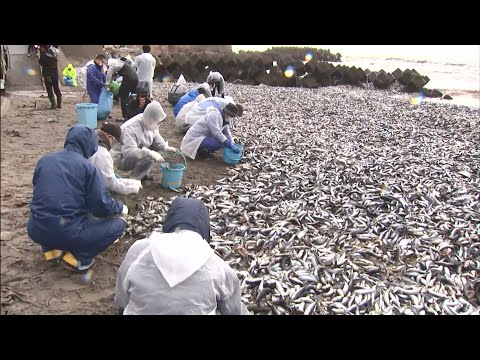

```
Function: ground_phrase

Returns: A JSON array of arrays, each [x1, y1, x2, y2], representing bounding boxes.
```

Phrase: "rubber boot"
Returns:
[[61, 252, 95, 273], [49, 96, 56, 109], [56, 96, 62, 109], [43, 249, 63, 264]]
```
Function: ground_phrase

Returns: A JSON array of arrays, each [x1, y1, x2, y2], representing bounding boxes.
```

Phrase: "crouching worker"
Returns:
[[90, 122, 142, 195], [110, 101, 179, 181], [173, 83, 211, 117], [62, 64, 78, 86], [206, 71, 225, 98], [125, 86, 152, 120], [175, 93, 206, 133], [115, 197, 249, 315], [181, 102, 242, 159], [27, 125, 129, 273]]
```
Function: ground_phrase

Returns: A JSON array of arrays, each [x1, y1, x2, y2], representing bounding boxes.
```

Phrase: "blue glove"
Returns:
[[224, 139, 241, 154], [231, 144, 241, 154]]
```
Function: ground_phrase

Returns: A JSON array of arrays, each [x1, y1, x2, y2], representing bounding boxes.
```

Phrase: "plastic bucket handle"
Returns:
[[167, 151, 187, 170]]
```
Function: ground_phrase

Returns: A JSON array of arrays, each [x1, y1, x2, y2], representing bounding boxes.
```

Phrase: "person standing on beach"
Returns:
[[86, 54, 107, 104], [133, 45, 156, 97], [38, 45, 62, 109], [106, 57, 139, 122]]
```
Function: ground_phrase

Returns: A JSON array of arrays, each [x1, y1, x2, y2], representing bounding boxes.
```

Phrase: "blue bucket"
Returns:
[[76, 103, 98, 129], [223, 145, 244, 165], [160, 152, 187, 189], [64, 76, 74, 86]]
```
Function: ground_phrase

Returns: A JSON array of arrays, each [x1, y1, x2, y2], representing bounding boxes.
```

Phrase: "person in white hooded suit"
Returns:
[[115, 197, 248, 315], [180, 101, 243, 160], [175, 93, 206, 133], [89, 122, 142, 195], [110, 101, 179, 180]]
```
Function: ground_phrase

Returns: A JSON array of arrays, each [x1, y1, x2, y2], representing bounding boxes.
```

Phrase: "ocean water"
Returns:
[[233, 45, 479, 107], [337, 55, 480, 107]]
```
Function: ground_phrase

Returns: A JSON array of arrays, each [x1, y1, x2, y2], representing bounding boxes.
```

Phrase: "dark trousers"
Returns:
[[197, 136, 222, 157], [43, 72, 62, 100], [31, 217, 126, 264], [118, 79, 138, 118]]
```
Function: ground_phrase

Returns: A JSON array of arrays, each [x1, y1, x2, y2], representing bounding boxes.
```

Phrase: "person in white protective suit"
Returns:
[[114, 197, 249, 315], [175, 93, 206, 133], [183, 96, 244, 132], [180, 101, 243, 160], [206, 71, 225, 97], [89, 122, 142, 195], [132, 45, 156, 97], [110, 101, 179, 181]]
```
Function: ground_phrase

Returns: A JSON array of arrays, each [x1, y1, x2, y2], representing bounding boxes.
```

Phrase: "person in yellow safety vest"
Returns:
[[62, 64, 78, 86]]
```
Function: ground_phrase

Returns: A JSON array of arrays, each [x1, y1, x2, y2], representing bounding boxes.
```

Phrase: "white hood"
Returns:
[[149, 230, 213, 288]]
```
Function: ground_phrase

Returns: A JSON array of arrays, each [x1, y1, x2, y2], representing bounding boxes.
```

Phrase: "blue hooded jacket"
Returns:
[[173, 89, 200, 117], [27, 125, 123, 248], [87, 63, 106, 104]]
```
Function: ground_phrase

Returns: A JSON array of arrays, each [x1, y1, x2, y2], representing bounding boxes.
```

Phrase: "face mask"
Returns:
[[145, 118, 159, 131], [108, 135, 117, 147]]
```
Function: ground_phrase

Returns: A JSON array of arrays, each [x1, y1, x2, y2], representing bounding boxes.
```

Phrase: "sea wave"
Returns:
[[384, 57, 469, 66]]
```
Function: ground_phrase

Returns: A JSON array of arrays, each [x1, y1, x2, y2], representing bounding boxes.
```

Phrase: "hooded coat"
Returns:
[[110, 104, 168, 164], [62, 64, 78, 86], [115, 197, 248, 315], [175, 94, 206, 133], [173, 83, 212, 117], [27, 125, 124, 252]]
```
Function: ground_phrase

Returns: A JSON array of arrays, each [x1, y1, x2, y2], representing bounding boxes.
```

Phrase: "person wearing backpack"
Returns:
[[106, 57, 139, 122]]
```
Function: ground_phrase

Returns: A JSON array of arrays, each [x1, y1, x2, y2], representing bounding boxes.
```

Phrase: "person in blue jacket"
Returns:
[[87, 54, 107, 104], [173, 83, 211, 117], [27, 124, 129, 273]]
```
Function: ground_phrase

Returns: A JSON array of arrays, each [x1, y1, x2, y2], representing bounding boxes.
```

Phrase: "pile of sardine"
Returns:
[[124, 196, 169, 238], [129, 82, 480, 315]]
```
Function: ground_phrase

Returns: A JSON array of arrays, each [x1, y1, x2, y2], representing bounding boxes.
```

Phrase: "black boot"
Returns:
[[49, 96, 56, 109], [56, 96, 62, 109], [197, 147, 214, 159]]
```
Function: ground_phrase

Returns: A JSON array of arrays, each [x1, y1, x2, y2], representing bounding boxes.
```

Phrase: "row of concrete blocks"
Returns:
[[154, 53, 442, 97]]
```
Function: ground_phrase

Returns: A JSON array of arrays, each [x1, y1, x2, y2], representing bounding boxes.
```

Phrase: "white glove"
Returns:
[[165, 146, 179, 153], [134, 180, 142, 192], [141, 147, 152, 158], [149, 150, 164, 162], [121, 205, 129, 216]]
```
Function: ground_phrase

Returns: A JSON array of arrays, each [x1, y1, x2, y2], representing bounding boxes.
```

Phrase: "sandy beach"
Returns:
[[1, 81, 479, 315]]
